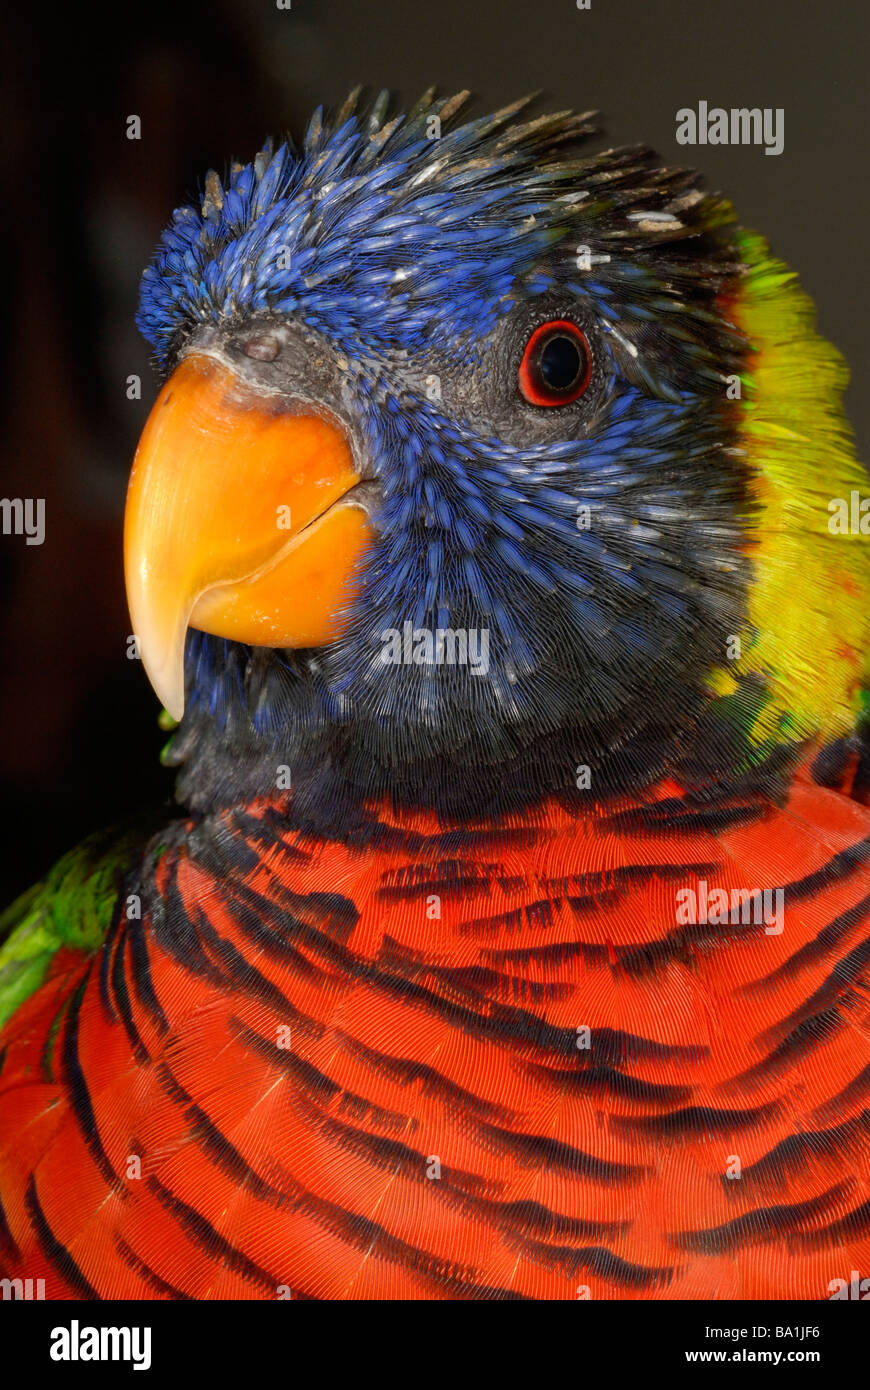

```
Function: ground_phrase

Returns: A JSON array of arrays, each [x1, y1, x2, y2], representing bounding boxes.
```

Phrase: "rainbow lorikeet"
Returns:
[[1, 89, 869, 1302]]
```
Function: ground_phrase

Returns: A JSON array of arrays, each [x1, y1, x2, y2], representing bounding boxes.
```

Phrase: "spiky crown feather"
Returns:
[[135, 90, 870, 823], [137, 88, 741, 385]]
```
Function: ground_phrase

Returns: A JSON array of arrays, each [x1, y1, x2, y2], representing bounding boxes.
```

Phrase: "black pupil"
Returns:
[[539, 333, 583, 392]]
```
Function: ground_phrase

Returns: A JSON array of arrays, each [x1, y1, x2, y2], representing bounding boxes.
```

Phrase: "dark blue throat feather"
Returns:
[[137, 90, 760, 823]]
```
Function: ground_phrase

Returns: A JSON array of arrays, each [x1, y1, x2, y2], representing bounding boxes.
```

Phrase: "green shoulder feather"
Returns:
[[0, 824, 150, 1029]]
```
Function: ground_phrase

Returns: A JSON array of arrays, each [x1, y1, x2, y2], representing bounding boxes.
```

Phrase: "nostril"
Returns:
[[243, 336, 281, 362]]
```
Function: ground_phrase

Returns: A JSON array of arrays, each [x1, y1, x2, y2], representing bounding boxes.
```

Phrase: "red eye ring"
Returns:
[[518, 319, 592, 407]]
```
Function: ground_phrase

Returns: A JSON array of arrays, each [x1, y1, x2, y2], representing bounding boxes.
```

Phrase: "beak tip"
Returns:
[[165, 694, 186, 724], [158, 679, 186, 725], [142, 655, 186, 725]]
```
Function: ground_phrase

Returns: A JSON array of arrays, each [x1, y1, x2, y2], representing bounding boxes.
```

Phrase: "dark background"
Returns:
[[2, 0, 867, 899]]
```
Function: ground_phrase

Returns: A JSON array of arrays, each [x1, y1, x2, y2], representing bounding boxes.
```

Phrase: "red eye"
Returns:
[[518, 319, 592, 407]]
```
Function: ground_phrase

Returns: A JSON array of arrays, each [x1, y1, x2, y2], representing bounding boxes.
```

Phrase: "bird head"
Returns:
[[128, 90, 870, 821]]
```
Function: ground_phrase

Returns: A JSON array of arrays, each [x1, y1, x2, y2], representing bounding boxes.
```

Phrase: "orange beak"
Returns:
[[124, 352, 372, 720]]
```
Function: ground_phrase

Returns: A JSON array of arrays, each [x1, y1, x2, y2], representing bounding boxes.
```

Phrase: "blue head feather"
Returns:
[[137, 91, 753, 821]]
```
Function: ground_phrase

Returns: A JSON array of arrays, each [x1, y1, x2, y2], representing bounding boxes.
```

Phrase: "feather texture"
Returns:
[[2, 762, 869, 1299]]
